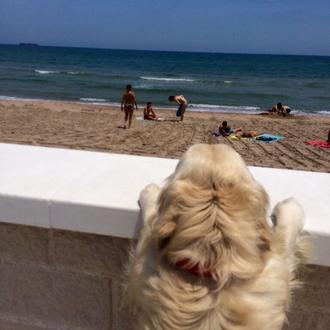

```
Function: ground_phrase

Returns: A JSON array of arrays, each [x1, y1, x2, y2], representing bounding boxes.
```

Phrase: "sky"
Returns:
[[0, 0, 329, 56]]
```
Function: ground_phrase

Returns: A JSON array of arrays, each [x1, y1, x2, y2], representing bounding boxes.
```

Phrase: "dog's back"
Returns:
[[126, 144, 310, 330]]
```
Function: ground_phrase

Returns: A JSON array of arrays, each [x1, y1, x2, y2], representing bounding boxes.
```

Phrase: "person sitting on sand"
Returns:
[[218, 121, 242, 137], [271, 102, 291, 115], [143, 102, 158, 120], [260, 102, 291, 116], [169, 95, 188, 122], [120, 85, 138, 129]]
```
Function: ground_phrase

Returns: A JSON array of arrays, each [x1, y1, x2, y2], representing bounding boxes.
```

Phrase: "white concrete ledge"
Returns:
[[0, 143, 329, 266]]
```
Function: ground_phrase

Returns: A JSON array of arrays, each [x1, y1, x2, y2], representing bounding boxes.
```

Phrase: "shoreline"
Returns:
[[0, 95, 329, 117], [0, 99, 329, 173]]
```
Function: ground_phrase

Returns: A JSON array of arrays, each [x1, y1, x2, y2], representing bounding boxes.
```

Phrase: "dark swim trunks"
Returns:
[[176, 103, 187, 117], [125, 104, 134, 112]]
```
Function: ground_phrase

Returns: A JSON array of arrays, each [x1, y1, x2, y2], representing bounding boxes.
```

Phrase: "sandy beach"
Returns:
[[0, 99, 329, 173]]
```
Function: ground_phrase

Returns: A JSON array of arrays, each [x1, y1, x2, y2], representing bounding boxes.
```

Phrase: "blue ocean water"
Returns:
[[0, 44, 330, 115]]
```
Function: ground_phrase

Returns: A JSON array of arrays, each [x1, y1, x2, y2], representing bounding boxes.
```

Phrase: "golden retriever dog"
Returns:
[[126, 144, 309, 330]]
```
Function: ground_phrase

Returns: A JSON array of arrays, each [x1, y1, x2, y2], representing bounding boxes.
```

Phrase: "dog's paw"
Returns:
[[271, 198, 304, 233], [139, 183, 161, 213]]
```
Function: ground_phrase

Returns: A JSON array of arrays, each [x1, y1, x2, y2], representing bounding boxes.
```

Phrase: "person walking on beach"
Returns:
[[120, 85, 138, 129], [169, 95, 188, 121]]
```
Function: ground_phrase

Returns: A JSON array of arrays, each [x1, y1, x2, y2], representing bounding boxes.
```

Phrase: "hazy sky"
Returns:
[[1, 0, 329, 55]]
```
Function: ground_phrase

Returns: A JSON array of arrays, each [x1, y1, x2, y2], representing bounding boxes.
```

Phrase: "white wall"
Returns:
[[0, 143, 329, 266]]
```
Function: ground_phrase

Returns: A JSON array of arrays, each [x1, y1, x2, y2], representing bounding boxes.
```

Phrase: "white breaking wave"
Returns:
[[35, 69, 84, 75], [107, 102, 122, 107], [135, 84, 156, 90], [78, 99, 121, 107], [67, 71, 84, 75], [190, 104, 225, 109], [189, 103, 259, 113], [0, 95, 64, 103], [224, 80, 233, 84], [140, 76, 194, 82], [80, 98, 107, 102], [317, 110, 330, 115], [35, 70, 60, 75], [0, 95, 29, 101]]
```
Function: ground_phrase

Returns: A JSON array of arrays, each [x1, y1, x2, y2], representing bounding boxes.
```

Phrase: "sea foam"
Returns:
[[140, 76, 194, 82], [317, 110, 330, 115], [35, 70, 60, 75], [189, 103, 259, 114], [35, 69, 84, 75], [80, 98, 107, 102]]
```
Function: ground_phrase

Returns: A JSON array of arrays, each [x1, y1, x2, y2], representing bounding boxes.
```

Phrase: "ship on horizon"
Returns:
[[19, 43, 39, 47]]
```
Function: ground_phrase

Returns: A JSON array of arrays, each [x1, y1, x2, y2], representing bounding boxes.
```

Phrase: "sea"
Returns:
[[1, 44, 330, 115]]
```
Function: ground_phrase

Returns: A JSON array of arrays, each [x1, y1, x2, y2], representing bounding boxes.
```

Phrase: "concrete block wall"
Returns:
[[286, 266, 330, 329], [0, 222, 133, 330], [0, 222, 329, 330]]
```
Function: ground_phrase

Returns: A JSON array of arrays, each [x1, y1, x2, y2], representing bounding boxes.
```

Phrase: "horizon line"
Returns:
[[1, 43, 329, 58]]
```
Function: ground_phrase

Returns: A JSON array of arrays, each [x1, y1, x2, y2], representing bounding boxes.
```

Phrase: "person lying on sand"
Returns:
[[218, 121, 242, 137], [120, 84, 138, 129], [143, 102, 158, 120], [236, 130, 262, 138], [211, 124, 261, 139], [260, 102, 291, 116], [169, 95, 188, 122]]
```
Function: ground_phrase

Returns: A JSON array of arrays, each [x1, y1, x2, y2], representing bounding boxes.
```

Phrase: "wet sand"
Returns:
[[0, 99, 329, 172]]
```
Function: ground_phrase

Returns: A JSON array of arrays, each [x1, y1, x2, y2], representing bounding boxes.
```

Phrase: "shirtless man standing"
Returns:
[[120, 85, 138, 128], [169, 95, 188, 121]]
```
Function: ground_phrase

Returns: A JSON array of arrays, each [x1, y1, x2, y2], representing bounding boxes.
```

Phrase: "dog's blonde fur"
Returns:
[[126, 144, 309, 330]]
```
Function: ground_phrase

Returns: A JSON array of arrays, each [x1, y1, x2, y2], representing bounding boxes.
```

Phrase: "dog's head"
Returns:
[[153, 144, 271, 286]]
